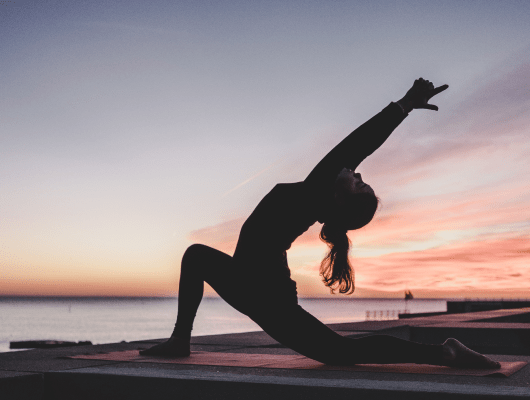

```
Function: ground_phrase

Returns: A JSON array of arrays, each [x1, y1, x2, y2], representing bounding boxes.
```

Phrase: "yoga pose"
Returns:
[[142, 78, 500, 369]]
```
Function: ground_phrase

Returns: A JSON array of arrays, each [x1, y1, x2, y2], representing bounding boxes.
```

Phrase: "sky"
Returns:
[[1, 0, 529, 298]]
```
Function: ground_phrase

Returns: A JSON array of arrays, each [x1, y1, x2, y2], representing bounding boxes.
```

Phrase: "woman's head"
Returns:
[[318, 169, 379, 294], [326, 168, 379, 230]]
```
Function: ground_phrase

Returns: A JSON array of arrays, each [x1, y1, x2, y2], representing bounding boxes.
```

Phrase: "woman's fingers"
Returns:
[[430, 84, 449, 97], [421, 83, 448, 111], [400, 79, 449, 112], [423, 103, 439, 111]]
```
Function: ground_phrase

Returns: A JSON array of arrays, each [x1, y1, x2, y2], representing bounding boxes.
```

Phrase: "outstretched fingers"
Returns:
[[423, 103, 439, 111], [424, 84, 449, 111], [398, 78, 449, 112], [430, 84, 449, 97]]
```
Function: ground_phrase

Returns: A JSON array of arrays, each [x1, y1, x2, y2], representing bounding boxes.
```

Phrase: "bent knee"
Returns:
[[182, 244, 230, 270], [182, 244, 209, 265]]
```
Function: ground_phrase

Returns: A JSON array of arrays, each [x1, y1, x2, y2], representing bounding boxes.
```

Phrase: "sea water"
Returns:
[[0, 297, 446, 353]]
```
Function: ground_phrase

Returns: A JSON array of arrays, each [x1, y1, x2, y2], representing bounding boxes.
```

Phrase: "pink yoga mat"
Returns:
[[70, 350, 527, 377]]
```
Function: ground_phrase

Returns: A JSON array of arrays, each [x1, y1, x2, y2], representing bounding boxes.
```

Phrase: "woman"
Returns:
[[142, 78, 500, 369]]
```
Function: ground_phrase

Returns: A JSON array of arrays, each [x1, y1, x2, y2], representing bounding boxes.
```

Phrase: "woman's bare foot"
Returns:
[[139, 336, 191, 357], [442, 338, 500, 369]]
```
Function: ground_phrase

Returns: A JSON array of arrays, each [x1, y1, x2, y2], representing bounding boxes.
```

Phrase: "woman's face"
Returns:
[[318, 169, 377, 229], [335, 169, 375, 202]]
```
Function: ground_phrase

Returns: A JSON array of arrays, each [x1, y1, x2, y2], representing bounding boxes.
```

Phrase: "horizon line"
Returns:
[[2, 295, 530, 301]]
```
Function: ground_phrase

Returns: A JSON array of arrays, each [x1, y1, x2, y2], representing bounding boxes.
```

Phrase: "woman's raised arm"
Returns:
[[304, 79, 448, 190], [304, 102, 407, 190]]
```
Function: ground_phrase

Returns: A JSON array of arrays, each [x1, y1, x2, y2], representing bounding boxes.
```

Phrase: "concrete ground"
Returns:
[[1, 308, 529, 399]]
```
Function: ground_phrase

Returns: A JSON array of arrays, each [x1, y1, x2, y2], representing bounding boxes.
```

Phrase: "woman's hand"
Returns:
[[397, 78, 449, 113]]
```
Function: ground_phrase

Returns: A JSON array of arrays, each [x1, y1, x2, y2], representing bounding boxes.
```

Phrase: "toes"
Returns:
[[139, 344, 165, 356], [137, 338, 190, 358], [486, 359, 501, 369]]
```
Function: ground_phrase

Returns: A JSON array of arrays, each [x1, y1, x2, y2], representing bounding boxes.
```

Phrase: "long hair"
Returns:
[[319, 223, 354, 294], [319, 194, 380, 294]]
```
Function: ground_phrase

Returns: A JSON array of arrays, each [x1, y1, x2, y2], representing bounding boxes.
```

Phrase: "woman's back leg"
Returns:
[[260, 305, 498, 367], [255, 304, 446, 366]]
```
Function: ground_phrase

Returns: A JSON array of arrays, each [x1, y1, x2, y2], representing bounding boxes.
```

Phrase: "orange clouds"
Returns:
[[284, 234, 530, 298], [352, 235, 530, 291]]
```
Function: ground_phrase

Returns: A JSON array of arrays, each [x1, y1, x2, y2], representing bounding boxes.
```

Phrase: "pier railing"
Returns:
[[447, 299, 530, 313], [458, 298, 530, 302], [365, 309, 409, 321], [365, 299, 530, 321]]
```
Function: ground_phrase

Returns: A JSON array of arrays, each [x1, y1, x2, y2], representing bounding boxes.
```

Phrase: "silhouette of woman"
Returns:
[[141, 79, 500, 369]]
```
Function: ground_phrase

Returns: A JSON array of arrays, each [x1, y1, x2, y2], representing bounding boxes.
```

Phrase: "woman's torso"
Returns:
[[232, 182, 325, 298]]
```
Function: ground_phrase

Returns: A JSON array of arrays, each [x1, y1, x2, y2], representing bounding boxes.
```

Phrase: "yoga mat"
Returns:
[[70, 350, 527, 377]]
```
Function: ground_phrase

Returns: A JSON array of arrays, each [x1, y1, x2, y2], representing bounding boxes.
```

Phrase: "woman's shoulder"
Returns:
[[273, 181, 309, 192], [274, 181, 330, 203], [270, 181, 313, 201]]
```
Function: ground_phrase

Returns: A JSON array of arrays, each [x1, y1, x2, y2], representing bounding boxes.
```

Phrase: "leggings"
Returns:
[[173, 244, 444, 365]]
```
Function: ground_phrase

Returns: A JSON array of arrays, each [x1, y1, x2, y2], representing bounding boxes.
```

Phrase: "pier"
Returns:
[[447, 299, 530, 314], [1, 307, 530, 399]]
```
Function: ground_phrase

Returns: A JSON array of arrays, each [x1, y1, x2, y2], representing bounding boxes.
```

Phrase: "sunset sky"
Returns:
[[1, 0, 529, 298]]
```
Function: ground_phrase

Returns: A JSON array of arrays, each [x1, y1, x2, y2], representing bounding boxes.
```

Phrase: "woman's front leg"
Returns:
[[140, 244, 232, 356]]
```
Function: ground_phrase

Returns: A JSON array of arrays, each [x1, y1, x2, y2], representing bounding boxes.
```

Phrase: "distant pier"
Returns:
[[447, 299, 530, 314]]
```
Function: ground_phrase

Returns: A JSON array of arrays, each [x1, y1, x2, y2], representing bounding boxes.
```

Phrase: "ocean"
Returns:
[[0, 297, 446, 353]]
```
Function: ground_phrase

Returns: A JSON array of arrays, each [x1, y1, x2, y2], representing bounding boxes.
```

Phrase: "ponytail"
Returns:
[[319, 223, 354, 294]]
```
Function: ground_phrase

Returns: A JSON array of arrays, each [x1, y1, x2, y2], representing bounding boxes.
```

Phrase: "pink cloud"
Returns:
[[351, 234, 530, 292]]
